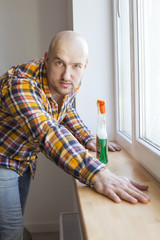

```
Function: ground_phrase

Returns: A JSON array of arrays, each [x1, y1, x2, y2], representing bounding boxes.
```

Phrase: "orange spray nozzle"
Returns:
[[97, 100, 106, 114]]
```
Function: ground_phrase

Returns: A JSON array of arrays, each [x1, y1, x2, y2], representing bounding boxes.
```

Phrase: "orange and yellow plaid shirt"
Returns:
[[0, 59, 105, 185]]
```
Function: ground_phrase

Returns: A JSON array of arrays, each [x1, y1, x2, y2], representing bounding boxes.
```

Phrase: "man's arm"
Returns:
[[2, 79, 150, 203], [62, 106, 121, 152], [2, 78, 105, 185], [62, 105, 95, 146]]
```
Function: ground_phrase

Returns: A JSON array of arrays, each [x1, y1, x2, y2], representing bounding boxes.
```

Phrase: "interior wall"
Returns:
[[0, 0, 74, 233], [72, 0, 115, 140], [0, 0, 115, 233], [0, 0, 73, 72]]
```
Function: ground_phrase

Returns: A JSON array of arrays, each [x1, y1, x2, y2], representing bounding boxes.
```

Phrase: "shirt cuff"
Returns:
[[78, 153, 106, 185]]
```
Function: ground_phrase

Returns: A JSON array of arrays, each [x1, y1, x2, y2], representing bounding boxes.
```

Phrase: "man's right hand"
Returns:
[[92, 168, 150, 204]]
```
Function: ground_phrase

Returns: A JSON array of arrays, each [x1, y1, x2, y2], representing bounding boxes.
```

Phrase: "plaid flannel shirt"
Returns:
[[0, 59, 105, 185]]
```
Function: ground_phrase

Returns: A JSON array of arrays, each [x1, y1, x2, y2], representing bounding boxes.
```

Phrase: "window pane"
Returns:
[[138, 0, 160, 148], [117, 0, 132, 138]]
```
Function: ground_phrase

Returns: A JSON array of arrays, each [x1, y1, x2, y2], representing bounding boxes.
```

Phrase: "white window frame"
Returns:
[[113, 0, 160, 181]]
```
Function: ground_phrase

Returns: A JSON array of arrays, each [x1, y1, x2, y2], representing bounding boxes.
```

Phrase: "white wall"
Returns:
[[73, 0, 115, 140], [0, 0, 115, 233], [0, 0, 74, 233], [0, 0, 72, 72]]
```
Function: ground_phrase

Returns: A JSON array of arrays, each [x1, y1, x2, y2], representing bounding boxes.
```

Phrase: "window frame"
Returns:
[[113, 0, 160, 181]]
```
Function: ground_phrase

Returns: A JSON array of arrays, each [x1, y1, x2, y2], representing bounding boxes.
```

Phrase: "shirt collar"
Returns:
[[40, 60, 52, 99]]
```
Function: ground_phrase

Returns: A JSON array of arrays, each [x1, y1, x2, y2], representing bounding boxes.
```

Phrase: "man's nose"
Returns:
[[62, 66, 71, 81]]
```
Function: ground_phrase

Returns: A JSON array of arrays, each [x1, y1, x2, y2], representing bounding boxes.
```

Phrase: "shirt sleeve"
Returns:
[[2, 78, 105, 185], [62, 105, 95, 147]]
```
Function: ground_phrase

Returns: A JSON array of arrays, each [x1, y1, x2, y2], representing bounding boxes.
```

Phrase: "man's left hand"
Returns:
[[86, 139, 121, 152]]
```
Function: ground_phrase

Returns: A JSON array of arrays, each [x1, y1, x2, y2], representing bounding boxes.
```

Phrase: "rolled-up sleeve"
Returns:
[[2, 78, 105, 185]]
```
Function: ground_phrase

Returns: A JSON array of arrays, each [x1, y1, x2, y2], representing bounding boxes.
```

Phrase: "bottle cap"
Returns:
[[97, 100, 106, 114]]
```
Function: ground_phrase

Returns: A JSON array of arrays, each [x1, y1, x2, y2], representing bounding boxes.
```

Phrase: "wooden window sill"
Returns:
[[74, 146, 160, 240]]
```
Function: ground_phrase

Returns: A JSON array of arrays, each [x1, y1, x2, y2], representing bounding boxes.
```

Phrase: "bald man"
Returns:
[[0, 31, 149, 240]]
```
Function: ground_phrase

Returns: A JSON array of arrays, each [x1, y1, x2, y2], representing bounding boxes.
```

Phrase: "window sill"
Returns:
[[74, 146, 160, 240]]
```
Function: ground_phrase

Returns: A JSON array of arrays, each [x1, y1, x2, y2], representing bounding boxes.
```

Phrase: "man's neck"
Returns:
[[52, 94, 64, 114], [48, 84, 65, 113]]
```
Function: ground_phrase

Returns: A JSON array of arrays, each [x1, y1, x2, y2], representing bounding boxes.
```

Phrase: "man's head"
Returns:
[[44, 31, 88, 99]]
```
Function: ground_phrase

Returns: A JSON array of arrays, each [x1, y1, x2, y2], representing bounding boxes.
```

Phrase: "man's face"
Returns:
[[44, 42, 88, 98]]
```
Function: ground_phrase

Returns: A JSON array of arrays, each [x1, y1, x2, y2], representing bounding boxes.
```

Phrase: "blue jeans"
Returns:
[[0, 167, 31, 240]]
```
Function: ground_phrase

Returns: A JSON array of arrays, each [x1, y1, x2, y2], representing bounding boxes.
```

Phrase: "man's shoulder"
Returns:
[[6, 58, 44, 80]]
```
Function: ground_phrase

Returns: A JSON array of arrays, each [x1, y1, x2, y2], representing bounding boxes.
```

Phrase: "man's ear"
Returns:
[[44, 52, 49, 68], [84, 59, 88, 69]]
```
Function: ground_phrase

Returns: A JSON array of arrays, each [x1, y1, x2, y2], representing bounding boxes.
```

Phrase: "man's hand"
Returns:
[[86, 140, 121, 152], [92, 168, 150, 204]]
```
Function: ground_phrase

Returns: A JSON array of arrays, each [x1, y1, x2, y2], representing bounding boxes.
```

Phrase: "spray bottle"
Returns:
[[96, 100, 108, 164]]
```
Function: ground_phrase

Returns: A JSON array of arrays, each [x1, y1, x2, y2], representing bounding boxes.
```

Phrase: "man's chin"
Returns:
[[59, 87, 74, 96]]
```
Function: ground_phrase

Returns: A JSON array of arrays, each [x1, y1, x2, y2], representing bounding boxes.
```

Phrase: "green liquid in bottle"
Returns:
[[99, 139, 108, 164]]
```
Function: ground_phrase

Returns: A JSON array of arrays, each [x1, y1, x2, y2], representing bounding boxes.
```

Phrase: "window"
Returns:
[[113, 0, 160, 181], [117, 0, 132, 138], [138, 0, 160, 149]]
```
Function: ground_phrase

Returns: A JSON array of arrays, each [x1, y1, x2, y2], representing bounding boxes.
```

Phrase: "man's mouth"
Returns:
[[59, 81, 72, 88]]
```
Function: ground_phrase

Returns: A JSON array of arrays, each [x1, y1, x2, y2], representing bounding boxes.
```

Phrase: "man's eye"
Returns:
[[74, 64, 80, 69], [56, 61, 63, 66]]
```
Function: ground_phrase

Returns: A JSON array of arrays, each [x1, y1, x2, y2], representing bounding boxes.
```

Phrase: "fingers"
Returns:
[[129, 178, 149, 191], [108, 142, 121, 152], [115, 177, 150, 203], [102, 187, 139, 204], [127, 181, 150, 203], [103, 187, 150, 204], [105, 189, 121, 203], [108, 144, 116, 152], [93, 183, 122, 203], [115, 189, 138, 204], [102, 185, 150, 204], [116, 187, 150, 204]]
